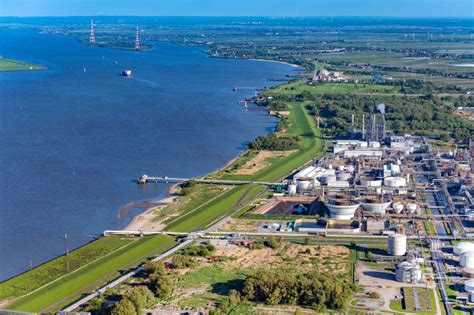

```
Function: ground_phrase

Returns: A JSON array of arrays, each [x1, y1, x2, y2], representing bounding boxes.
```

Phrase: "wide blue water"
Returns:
[[0, 29, 299, 280]]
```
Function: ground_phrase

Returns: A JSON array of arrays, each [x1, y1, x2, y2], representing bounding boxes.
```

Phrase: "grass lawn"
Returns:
[[165, 184, 266, 232], [7, 235, 176, 313], [161, 184, 226, 225], [389, 288, 437, 314], [0, 236, 135, 301], [0, 58, 46, 71]]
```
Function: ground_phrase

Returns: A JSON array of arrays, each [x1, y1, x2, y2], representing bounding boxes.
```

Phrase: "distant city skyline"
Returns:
[[0, 0, 473, 17]]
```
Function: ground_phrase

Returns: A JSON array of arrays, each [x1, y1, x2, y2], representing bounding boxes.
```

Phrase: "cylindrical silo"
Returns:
[[454, 242, 474, 256], [388, 233, 407, 256], [287, 184, 297, 195], [461, 251, 474, 268]]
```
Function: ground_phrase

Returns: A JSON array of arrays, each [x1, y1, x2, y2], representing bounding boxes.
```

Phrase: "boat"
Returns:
[[122, 69, 132, 77]]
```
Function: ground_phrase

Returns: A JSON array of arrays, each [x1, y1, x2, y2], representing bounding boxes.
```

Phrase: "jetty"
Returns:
[[137, 174, 280, 186]]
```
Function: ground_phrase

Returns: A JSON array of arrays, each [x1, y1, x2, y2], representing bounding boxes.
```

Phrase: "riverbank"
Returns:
[[0, 58, 46, 71]]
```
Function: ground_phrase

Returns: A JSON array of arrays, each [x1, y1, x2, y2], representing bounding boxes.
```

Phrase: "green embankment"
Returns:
[[0, 58, 46, 71], [7, 235, 176, 313], [0, 236, 134, 301]]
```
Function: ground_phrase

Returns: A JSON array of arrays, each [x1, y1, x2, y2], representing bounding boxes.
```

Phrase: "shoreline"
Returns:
[[249, 58, 303, 69]]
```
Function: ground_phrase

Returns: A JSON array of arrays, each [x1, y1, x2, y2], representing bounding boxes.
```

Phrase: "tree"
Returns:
[[125, 286, 155, 314], [111, 298, 136, 315], [149, 272, 173, 298], [143, 261, 165, 276]]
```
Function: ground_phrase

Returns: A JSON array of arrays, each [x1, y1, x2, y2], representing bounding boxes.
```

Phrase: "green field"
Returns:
[[0, 236, 135, 301], [269, 81, 400, 96], [7, 235, 176, 313], [0, 58, 46, 71], [389, 288, 437, 314]]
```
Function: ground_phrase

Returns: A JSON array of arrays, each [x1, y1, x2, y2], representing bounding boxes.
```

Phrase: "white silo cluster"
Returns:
[[395, 260, 422, 283], [291, 164, 355, 193], [391, 202, 418, 214], [388, 233, 407, 256]]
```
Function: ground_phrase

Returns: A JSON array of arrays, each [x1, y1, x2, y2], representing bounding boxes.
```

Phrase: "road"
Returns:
[[60, 239, 193, 313]]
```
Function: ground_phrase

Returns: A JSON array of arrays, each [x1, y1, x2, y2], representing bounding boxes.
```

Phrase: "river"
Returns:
[[0, 28, 300, 280]]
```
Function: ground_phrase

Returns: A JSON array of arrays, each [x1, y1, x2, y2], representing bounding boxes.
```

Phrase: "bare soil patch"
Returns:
[[233, 150, 295, 175]]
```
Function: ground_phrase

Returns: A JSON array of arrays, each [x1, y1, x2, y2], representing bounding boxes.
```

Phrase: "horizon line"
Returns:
[[1, 15, 473, 19]]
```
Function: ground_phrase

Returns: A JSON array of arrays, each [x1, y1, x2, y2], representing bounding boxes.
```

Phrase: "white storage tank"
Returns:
[[395, 260, 422, 283], [454, 242, 474, 256], [461, 251, 474, 268], [406, 203, 417, 214], [287, 184, 297, 195], [393, 202, 404, 214], [388, 233, 407, 256], [465, 279, 474, 293], [384, 177, 407, 187]]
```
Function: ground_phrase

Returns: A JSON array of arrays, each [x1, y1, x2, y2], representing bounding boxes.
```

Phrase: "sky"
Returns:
[[0, 0, 473, 17]]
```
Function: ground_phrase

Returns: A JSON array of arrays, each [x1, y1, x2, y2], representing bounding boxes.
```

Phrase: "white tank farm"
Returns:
[[465, 279, 474, 293], [461, 251, 474, 268], [388, 233, 407, 256], [395, 260, 422, 283], [287, 184, 297, 195], [454, 242, 474, 255], [384, 176, 407, 187], [393, 202, 404, 214]]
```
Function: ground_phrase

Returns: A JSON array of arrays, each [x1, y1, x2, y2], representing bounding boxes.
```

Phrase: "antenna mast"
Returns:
[[135, 26, 140, 50], [89, 19, 95, 44]]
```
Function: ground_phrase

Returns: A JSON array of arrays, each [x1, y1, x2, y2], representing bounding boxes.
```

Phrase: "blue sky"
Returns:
[[0, 0, 472, 17]]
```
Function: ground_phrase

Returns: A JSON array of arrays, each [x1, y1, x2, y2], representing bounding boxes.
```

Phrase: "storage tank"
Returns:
[[461, 251, 474, 268], [393, 202, 404, 214], [465, 279, 474, 293], [454, 242, 474, 255], [388, 233, 407, 256], [395, 261, 422, 283], [336, 172, 351, 181], [287, 184, 297, 195], [384, 177, 407, 187], [296, 179, 311, 192], [406, 203, 417, 214], [337, 165, 344, 171]]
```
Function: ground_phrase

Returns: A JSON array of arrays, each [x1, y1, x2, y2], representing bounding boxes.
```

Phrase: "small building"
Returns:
[[312, 68, 350, 82], [366, 219, 389, 234]]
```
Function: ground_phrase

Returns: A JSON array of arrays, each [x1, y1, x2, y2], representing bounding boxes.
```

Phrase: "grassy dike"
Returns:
[[0, 58, 46, 71], [7, 235, 176, 313], [1, 79, 324, 313]]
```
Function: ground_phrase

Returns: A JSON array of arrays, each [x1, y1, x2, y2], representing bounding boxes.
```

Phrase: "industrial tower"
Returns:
[[89, 19, 95, 44], [134, 26, 140, 50]]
